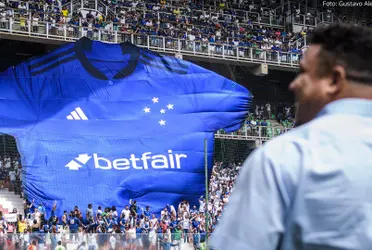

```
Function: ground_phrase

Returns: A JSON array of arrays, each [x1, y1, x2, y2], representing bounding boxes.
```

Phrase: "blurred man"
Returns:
[[211, 23, 372, 250]]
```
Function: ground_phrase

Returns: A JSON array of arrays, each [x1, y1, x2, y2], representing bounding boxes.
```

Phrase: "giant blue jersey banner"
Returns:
[[0, 37, 252, 216]]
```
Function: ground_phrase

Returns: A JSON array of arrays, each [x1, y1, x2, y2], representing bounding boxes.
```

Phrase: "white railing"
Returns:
[[293, 13, 317, 27], [318, 12, 338, 23], [0, 19, 301, 69], [292, 12, 338, 27], [216, 124, 292, 142], [293, 36, 307, 49], [97, 0, 115, 17]]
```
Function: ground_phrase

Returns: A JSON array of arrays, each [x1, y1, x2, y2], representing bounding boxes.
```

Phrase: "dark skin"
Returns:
[[288, 44, 372, 126]]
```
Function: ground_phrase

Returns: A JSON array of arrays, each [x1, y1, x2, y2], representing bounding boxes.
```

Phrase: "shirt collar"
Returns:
[[316, 98, 372, 118]]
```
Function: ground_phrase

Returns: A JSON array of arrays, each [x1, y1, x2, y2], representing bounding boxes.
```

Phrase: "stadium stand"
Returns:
[[0, 3, 297, 250], [0, 0, 307, 65], [0, 0, 370, 249]]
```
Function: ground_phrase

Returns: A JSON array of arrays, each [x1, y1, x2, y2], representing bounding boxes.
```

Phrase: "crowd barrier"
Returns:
[[0, 232, 207, 250], [216, 124, 292, 140]]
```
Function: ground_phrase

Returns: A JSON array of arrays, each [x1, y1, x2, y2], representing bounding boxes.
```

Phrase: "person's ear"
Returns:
[[327, 65, 346, 95]]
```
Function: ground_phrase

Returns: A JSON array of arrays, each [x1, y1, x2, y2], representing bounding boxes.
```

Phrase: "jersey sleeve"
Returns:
[[199, 74, 252, 133], [0, 65, 39, 136]]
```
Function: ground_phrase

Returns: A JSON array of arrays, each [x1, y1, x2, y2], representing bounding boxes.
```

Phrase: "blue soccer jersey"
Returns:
[[0, 37, 252, 216]]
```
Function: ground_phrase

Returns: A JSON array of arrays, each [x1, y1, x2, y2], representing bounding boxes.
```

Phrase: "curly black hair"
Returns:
[[309, 23, 372, 83]]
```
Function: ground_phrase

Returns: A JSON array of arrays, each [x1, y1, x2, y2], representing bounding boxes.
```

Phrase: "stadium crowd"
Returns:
[[0, 156, 22, 194], [0, 160, 240, 250], [223, 102, 295, 138], [0, 1, 294, 249], [0, 0, 307, 57], [1, 0, 370, 58], [249, 102, 295, 124]]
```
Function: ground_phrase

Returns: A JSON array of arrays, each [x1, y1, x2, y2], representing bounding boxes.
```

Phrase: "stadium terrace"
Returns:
[[0, 0, 370, 249]]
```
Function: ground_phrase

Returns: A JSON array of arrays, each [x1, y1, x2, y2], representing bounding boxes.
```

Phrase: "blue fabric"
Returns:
[[0, 37, 252, 217]]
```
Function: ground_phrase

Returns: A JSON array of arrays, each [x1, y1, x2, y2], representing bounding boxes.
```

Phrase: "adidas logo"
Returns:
[[66, 107, 88, 120], [65, 154, 92, 170]]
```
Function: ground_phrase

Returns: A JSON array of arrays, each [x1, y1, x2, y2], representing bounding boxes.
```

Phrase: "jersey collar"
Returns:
[[74, 37, 140, 80]]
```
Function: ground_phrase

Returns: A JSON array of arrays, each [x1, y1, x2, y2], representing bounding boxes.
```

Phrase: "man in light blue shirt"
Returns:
[[211, 23, 372, 250]]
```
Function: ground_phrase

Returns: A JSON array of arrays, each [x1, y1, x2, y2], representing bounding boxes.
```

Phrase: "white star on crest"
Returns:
[[159, 120, 166, 126], [160, 109, 166, 114], [167, 104, 174, 110], [143, 107, 150, 113], [152, 97, 159, 103]]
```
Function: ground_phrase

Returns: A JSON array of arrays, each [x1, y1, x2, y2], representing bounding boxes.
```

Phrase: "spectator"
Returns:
[[55, 240, 66, 250], [161, 236, 179, 250], [27, 240, 37, 250]]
